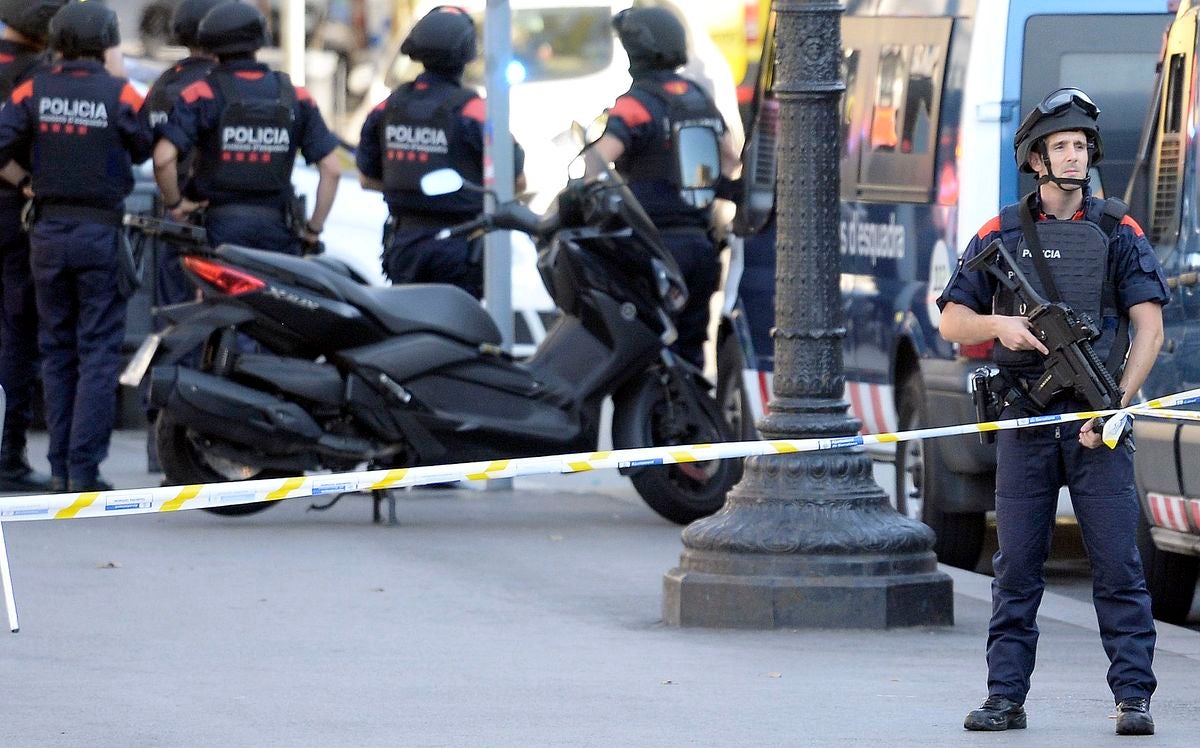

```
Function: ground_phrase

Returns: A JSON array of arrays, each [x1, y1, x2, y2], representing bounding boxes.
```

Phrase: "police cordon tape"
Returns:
[[3, 386, 1200, 523]]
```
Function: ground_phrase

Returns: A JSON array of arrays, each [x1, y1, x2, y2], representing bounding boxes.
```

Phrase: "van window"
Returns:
[[856, 18, 951, 202], [1020, 13, 1171, 198]]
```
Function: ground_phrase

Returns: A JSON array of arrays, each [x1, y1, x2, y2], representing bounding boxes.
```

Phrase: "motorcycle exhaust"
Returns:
[[149, 367, 375, 459]]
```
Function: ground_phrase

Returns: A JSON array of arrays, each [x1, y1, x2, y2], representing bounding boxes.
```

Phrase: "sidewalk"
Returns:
[[1, 431, 1197, 746]]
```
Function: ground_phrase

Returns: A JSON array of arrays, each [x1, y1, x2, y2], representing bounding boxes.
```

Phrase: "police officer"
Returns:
[[0, 0, 65, 492], [937, 89, 1168, 736], [153, 1, 340, 255], [141, 0, 226, 307], [0, 0, 154, 492], [356, 5, 526, 299], [587, 7, 740, 368]]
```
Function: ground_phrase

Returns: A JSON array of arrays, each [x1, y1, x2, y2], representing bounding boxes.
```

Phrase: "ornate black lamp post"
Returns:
[[662, 0, 953, 628]]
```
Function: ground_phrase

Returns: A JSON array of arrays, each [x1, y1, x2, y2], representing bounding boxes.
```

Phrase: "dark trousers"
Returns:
[[0, 203, 40, 458], [205, 205, 300, 256], [988, 404, 1156, 704], [152, 235, 195, 311], [29, 218, 127, 483], [661, 227, 720, 368], [383, 225, 482, 299]]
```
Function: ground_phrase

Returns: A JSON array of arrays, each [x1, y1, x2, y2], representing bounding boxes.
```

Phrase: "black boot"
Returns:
[[68, 475, 113, 493], [964, 696, 1027, 731], [1115, 697, 1154, 736], [0, 448, 52, 492]]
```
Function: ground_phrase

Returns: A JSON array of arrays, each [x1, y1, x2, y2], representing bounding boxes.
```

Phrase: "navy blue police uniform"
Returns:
[[0, 60, 153, 489], [160, 59, 338, 255], [0, 38, 49, 487], [140, 56, 213, 307], [356, 70, 525, 299], [937, 189, 1170, 707], [602, 70, 726, 367]]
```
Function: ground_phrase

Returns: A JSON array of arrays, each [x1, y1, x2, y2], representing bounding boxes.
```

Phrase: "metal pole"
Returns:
[[483, 0, 514, 491], [0, 386, 17, 633], [483, 0, 514, 352], [282, 0, 307, 87], [663, 0, 953, 628]]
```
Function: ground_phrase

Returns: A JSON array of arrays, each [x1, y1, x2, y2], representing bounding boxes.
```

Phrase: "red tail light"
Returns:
[[183, 256, 266, 296], [959, 341, 995, 360]]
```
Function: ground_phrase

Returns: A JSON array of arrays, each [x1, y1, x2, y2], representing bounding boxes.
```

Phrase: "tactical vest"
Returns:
[[143, 57, 214, 130], [201, 71, 296, 193], [0, 50, 42, 101], [30, 71, 124, 204], [144, 58, 214, 196], [380, 82, 479, 191], [616, 76, 724, 191], [993, 197, 1129, 379], [0, 47, 44, 199]]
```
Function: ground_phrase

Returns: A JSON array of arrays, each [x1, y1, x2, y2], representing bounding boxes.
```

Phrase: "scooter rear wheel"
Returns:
[[155, 411, 285, 516]]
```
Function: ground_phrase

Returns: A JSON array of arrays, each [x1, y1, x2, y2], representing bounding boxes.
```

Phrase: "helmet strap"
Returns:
[[1035, 141, 1089, 191]]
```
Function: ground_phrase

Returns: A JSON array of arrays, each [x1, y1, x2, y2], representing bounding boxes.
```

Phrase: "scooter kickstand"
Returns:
[[372, 489, 399, 526]]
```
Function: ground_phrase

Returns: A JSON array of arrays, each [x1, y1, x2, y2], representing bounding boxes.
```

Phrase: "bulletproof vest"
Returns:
[[0, 47, 44, 198], [0, 49, 42, 102], [143, 58, 214, 130], [30, 71, 124, 204], [993, 201, 1128, 377], [144, 58, 214, 196], [201, 71, 296, 193], [380, 82, 479, 192], [616, 76, 724, 191]]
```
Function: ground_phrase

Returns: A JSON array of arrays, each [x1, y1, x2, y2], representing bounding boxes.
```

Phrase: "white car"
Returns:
[[341, 0, 743, 349]]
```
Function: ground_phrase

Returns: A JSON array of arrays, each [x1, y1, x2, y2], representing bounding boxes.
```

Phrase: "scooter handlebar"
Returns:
[[434, 202, 543, 241], [435, 214, 491, 240]]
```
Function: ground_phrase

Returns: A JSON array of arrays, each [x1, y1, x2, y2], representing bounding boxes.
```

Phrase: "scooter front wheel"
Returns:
[[155, 411, 284, 516], [612, 371, 739, 524]]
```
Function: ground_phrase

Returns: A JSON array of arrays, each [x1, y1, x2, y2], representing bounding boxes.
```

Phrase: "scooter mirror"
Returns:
[[420, 169, 465, 197]]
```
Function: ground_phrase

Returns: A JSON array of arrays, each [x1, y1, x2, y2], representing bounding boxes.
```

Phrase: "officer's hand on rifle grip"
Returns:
[[994, 315, 1049, 355], [169, 198, 207, 223]]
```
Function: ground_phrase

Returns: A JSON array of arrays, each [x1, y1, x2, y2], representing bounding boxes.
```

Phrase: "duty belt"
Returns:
[[35, 203, 123, 226], [393, 212, 472, 231]]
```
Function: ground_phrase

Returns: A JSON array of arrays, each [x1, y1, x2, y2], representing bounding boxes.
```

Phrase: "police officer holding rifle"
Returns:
[[938, 88, 1170, 736]]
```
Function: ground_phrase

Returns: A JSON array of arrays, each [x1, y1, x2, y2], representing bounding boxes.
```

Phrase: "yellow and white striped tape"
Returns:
[[2, 386, 1199, 523]]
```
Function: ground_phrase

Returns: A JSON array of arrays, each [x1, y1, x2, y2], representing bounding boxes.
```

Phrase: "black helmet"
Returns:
[[172, 0, 230, 48], [613, 7, 687, 72], [47, 0, 120, 58], [401, 6, 477, 74], [0, 0, 68, 44], [1014, 87, 1105, 174], [196, 1, 269, 56]]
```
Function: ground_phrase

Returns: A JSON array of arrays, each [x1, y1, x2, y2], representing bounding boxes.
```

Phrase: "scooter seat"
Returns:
[[213, 244, 503, 346]]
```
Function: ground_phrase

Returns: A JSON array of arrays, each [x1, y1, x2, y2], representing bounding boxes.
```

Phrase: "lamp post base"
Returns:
[[664, 549, 953, 628]]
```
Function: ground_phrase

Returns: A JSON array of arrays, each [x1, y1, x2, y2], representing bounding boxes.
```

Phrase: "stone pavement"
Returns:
[[0, 431, 1197, 746]]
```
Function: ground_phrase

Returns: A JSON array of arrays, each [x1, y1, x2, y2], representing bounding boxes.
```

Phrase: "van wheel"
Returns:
[[896, 374, 987, 569], [1136, 516, 1199, 624], [716, 333, 757, 441]]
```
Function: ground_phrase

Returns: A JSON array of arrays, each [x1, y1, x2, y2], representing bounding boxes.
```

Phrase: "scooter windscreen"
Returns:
[[577, 146, 688, 310]]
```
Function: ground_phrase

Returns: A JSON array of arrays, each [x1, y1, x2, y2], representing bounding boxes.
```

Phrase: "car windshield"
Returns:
[[386, 7, 613, 88]]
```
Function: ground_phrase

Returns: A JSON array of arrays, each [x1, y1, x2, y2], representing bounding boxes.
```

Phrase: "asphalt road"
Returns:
[[3, 431, 1200, 746]]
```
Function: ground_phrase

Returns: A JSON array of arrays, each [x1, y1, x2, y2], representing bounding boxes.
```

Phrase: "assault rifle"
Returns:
[[965, 239, 1123, 411]]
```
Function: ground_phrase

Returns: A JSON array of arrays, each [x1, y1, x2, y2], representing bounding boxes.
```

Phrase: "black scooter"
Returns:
[[122, 141, 738, 524]]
